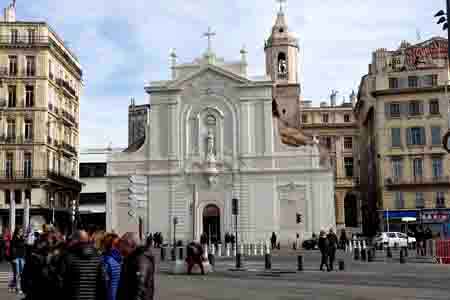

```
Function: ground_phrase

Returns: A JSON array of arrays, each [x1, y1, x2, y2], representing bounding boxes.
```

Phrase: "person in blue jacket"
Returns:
[[102, 233, 122, 300]]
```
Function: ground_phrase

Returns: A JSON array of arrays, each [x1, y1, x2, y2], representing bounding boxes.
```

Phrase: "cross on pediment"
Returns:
[[203, 26, 216, 52]]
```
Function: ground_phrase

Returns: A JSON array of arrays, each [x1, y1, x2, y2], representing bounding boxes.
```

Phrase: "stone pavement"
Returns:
[[1, 249, 449, 300]]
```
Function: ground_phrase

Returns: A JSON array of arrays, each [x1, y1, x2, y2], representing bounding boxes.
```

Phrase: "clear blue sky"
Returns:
[[13, 0, 446, 147]]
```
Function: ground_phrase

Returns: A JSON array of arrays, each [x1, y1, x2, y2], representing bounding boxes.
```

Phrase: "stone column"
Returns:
[[240, 102, 251, 154], [10, 190, 15, 233], [167, 99, 179, 160], [335, 191, 345, 228], [263, 99, 274, 156]]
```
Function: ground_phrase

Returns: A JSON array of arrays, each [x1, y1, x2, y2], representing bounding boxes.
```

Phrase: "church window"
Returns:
[[282, 109, 286, 115], [277, 52, 287, 79], [279, 28, 284, 33], [322, 114, 329, 123]]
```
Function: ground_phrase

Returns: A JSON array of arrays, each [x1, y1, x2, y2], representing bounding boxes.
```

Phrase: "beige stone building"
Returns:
[[0, 3, 83, 233], [301, 92, 361, 231], [356, 37, 450, 236]]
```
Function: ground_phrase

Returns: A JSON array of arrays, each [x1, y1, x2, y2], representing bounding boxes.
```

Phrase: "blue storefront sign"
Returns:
[[381, 210, 418, 220]]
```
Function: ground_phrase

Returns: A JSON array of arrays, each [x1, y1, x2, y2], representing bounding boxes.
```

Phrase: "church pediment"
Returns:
[[166, 64, 250, 90]]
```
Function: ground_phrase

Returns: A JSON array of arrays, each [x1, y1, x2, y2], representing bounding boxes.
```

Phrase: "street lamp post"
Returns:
[[232, 198, 241, 269], [50, 197, 55, 226], [172, 216, 178, 261]]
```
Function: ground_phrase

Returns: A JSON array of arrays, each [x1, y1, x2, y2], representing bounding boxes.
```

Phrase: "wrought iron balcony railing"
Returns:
[[0, 35, 49, 46], [385, 176, 450, 186], [0, 170, 78, 183]]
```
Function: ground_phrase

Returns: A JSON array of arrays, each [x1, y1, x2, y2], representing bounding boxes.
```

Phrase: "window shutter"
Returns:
[[385, 103, 390, 119], [406, 128, 411, 145], [421, 127, 426, 145], [419, 101, 424, 114]]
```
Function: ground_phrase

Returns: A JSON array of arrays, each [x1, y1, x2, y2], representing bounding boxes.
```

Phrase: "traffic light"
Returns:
[[296, 213, 302, 224], [232, 198, 239, 215]]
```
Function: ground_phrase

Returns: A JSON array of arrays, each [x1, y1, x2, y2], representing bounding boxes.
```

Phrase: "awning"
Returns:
[[381, 210, 418, 219]]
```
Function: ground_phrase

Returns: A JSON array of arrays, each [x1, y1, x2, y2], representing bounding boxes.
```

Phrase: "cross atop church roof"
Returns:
[[203, 26, 216, 53]]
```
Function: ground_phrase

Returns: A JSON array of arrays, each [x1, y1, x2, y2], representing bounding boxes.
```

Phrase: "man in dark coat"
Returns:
[[271, 232, 277, 250], [327, 228, 338, 271], [318, 230, 329, 271], [186, 242, 205, 275], [59, 230, 107, 300], [117, 232, 155, 300]]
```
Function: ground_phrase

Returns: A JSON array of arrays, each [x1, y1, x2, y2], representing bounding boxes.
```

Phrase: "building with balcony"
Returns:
[[355, 37, 450, 237], [0, 3, 83, 234], [300, 91, 361, 231], [79, 146, 123, 232]]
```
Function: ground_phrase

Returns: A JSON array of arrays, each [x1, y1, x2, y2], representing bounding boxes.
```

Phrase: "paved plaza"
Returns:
[[2, 250, 450, 300]]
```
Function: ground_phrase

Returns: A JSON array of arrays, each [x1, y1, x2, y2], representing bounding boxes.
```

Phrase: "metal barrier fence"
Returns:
[[436, 240, 450, 264]]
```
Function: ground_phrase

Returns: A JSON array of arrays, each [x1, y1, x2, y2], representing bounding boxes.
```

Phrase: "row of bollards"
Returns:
[[352, 242, 410, 264]]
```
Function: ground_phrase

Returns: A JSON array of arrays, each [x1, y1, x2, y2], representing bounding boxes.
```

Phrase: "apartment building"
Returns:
[[301, 91, 360, 231], [356, 37, 450, 237], [0, 3, 83, 233]]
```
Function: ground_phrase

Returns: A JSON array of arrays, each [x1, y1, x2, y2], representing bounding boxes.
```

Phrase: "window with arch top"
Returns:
[[277, 52, 287, 79]]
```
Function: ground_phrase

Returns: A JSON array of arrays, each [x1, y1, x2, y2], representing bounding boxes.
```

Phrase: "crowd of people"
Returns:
[[1, 227, 155, 300]]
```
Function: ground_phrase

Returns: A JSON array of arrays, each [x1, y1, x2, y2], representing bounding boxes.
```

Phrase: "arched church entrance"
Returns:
[[344, 193, 358, 228], [202, 204, 221, 244]]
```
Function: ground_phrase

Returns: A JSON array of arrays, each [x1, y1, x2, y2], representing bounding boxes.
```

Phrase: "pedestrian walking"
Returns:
[[327, 228, 338, 271], [416, 226, 425, 256], [59, 230, 107, 300], [117, 232, 155, 300], [3, 228, 16, 292], [11, 227, 26, 294], [146, 233, 153, 248], [102, 233, 122, 300], [339, 229, 348, 250], [271, 232, 277, 250], [318, 230, 329, 272], [186, 241, 205, 275]]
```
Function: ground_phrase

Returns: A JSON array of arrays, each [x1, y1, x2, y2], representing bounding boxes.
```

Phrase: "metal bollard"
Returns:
[[265, 253, 272, 270], [354, 247, 360, 260], [387, 246, 392, 258], [360, 248, 367, 261], [171, 247, 176, 261], [338, 260, 345, 271], [400, 248, 406, 264], [236, 253, 242, 269], [161, 247, 166, 261], [209, 253, 215, 267], [297, 255, 303, 271], [217, 244, 222, 257], [178, 247, 184, 261], [367, 248, 373, 262]]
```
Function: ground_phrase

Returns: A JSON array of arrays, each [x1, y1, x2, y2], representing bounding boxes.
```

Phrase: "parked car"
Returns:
[[302, 238, 318, 250], [373, 232, 416, 248]]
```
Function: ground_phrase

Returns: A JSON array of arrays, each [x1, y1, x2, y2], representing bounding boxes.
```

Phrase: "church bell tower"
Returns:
[[264, 3, 299, 84], [265, 1, 301, 127]]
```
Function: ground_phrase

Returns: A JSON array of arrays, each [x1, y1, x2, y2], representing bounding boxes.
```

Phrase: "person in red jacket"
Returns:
[[3, 228, 16, 292]]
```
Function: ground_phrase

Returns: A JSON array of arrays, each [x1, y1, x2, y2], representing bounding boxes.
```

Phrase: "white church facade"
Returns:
[[107, 8, 335, 245]]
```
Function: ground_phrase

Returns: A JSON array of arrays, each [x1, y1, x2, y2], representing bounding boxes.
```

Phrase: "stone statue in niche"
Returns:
[[206, 129, 216, 162], [278, 59, 287, 75]]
